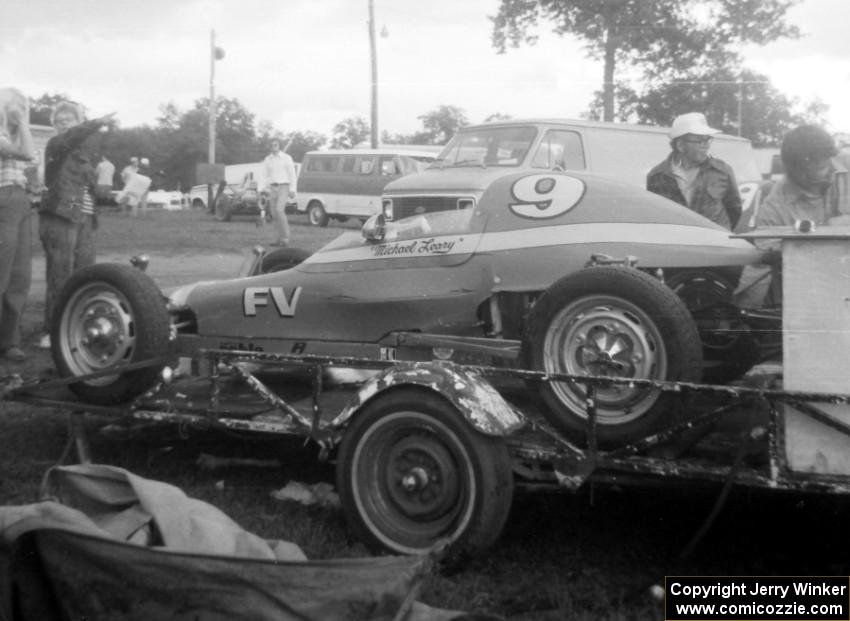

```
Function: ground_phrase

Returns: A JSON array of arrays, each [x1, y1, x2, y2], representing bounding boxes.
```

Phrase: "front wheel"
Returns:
[[523, 266, 702, 447], [257, 247, 311, 274], [336, 388, 514, 558], [307, 201, 329, 227], [52, 264, 171, 405]]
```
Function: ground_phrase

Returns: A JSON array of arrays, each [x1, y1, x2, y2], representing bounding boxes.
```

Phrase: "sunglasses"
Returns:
[[682, 136, 713, 145]]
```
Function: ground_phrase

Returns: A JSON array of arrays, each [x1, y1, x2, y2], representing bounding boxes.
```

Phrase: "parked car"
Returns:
[[145, 190, 184, 210], [296, 148, 438, 226]]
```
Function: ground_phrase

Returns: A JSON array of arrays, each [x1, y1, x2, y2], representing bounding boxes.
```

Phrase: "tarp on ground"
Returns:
[[0, 464, 465, 621]]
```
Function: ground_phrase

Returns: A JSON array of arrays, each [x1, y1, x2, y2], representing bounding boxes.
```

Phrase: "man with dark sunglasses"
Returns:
[[647, 112, 742, 230]]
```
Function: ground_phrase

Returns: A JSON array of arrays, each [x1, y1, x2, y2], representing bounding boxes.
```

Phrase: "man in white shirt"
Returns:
[[262, 140, 297, 246], [94, 154, 115, 205]]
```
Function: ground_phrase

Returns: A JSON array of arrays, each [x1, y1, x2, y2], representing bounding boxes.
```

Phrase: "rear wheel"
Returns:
[[307, 201, 329, 227], [337, 388, 514, 558], [52, 264, 171, 404], [524, 266, 702, 447]]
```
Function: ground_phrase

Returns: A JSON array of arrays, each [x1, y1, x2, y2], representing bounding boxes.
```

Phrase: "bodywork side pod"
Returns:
[[330, 361, 526, 438]]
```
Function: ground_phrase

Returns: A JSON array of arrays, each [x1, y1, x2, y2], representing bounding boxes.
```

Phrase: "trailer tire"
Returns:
[[337, 388, 514, 559], [52, 263, 171, 405], [523, 266, 702, 448]]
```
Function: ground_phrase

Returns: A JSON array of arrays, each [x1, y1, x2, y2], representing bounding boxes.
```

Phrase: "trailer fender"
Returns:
[[330, 362, 525, 436]]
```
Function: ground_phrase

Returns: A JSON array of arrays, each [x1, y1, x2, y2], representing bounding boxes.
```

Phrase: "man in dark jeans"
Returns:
[[647, 112, 742, 231]]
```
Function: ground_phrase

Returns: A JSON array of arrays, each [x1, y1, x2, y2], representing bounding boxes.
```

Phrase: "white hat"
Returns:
[[669, 113, 720, 140], [140, 157, 150, 167]]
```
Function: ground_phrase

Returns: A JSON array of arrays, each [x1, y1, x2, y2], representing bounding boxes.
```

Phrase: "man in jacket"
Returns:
[[37, 102, 113, 348], [647, 112, 742, 230]]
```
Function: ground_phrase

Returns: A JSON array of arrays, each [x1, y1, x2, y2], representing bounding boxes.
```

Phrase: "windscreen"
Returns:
[[431, 126, 538, 168]]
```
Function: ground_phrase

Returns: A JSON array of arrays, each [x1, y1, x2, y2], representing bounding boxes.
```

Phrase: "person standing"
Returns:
[[120, 156, 138, 188], [38, 101, 113, 348], [0, 87, 35, 362], [647, 112, 742, 230], [262, 139, 297, 246], [735, 125, 850, 308], [94, 153, 115, 205]]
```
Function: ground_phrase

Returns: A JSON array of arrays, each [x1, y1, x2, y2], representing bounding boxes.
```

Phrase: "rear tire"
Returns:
[[52, 264, 171, 405], [523, 266, 702, 447], [307, 201, 329, 227], [337, 388, 514, 559]]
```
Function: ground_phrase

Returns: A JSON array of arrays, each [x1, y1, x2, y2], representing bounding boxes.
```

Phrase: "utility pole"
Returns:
[[207, 29, 217, 212], [368, 0, 378, 148], [737, 79, 743, 137]]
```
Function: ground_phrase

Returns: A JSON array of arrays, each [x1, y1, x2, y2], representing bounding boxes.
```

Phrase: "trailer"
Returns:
[[5, 224, 850, 560]]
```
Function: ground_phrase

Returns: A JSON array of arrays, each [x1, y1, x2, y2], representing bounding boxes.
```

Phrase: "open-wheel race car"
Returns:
[[45, 168, 785, 558]]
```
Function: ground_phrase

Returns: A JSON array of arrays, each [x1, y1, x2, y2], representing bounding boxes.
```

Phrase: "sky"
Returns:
[[2, 0, 848, 139]]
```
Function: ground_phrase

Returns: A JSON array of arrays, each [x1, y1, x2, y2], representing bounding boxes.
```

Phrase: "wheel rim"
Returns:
[[308, 204, 324, 225], [350, 411, 475, 554], [543, 294, 665, 425], [58, 282, 138, 385]]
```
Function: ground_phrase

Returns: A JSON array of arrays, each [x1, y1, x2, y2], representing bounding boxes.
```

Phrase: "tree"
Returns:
[[414, 105, 468, 145], [278, 130, 327, 163], [331, 116, 370, 149], [585, 67, 830, 147], [491, 0, 800, 121], [29, 93, 73, 125]]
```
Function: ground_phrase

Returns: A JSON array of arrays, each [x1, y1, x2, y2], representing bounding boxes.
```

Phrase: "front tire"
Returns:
[[337, 388, 514, 558], [52, 264, 171, 405], [524, 266, 702, 447], [307, 201, 329, 227], [258, 247, 311, 273]]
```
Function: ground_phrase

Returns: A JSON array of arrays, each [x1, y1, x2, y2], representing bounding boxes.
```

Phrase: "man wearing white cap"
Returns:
[[647, 112, 742, 230]]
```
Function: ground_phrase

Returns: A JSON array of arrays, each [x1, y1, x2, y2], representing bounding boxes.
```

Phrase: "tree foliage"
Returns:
[[491, 0, 800, 122], [331, 116, 370, 149], [413, 105, 469, 145]]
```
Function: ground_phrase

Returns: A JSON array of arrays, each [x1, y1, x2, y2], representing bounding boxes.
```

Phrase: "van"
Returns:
[[381, 119, 762, 222], [297, 148, 439, 226]]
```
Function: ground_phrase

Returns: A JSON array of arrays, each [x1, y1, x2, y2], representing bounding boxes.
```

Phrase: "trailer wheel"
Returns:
[[258, 247, 311, 274], [337, 388, 514, 558], [524, 266, 702, 447], [666, 269, 760, 384], [52, 263, 171, 405]]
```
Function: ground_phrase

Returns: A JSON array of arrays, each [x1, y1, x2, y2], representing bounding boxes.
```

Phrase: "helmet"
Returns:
[[781, 125, 837, 171], [669, 113, 720, 140]]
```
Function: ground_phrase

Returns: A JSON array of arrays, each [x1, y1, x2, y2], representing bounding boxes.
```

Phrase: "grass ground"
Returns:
[[4, 208, 850, 619]]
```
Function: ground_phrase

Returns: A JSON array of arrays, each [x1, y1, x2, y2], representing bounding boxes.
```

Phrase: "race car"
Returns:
[[52, 168, 767, 450]]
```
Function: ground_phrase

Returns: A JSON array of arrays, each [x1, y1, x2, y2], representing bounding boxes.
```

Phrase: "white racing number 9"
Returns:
[[508, 174, 584, 219]]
